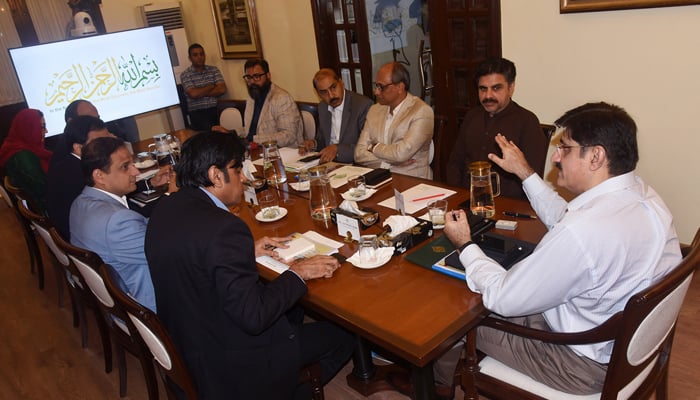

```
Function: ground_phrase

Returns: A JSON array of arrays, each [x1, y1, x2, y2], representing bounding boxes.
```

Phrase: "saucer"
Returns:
[[289, 181, 310, 192], [347, 247, 394, 269], [341, 188, 377, 202], [255, 207, 288, 222]]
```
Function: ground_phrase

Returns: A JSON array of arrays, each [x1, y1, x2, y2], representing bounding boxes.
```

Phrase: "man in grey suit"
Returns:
[[302, 68, 373, 163], [69, 136, 156, 311]]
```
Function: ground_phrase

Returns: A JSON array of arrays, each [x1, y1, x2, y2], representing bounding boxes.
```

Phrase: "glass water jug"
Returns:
[[308, 165, 337, 220], [469, 161, 500, 218]]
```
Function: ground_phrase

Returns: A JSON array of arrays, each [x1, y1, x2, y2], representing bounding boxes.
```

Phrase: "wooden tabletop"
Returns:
[[238, 172, 547, 367]]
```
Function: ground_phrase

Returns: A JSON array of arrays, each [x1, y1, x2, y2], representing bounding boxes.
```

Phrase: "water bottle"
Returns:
[[262, 141, 287, 184]]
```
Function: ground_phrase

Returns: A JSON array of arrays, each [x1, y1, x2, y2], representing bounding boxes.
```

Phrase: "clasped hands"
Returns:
[[255, 236, 340, 280]]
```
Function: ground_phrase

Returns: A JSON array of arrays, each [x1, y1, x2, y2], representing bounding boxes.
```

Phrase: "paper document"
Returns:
[[256, 231, 344, 273], [325, 165, 373, 188], [377, 183, 456, 215], [253, 147, 320, 171]]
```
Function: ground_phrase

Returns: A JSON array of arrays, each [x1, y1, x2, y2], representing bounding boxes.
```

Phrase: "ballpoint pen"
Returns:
[[503, 211, 537, 219]]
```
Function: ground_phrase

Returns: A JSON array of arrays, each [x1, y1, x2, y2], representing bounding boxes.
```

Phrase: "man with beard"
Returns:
[[445, 57, 544, 199], [302, 68, 372, 163], [181, 43, 227, 130], [243, 59, 303, 148]]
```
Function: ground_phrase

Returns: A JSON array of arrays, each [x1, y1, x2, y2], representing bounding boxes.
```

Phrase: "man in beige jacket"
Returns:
[[354, 62, 434, 179]]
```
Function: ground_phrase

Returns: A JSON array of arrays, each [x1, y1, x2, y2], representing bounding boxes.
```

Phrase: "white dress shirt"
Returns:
[[459, 172, 681, 363], [328, 97, 345, 145]]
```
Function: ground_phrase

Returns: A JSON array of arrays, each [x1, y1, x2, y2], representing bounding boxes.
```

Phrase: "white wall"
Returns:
[[501, 1, 700, 243]]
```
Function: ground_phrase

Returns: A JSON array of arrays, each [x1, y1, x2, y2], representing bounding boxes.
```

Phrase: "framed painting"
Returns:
[[211, 0, 263, 59], [560, 0, 700, 13]]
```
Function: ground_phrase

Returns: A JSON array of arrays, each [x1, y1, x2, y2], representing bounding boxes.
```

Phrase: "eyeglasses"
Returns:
[[373, 82, 396, 92], [555, 143, 594, 155], [243, 73, 266, 82]]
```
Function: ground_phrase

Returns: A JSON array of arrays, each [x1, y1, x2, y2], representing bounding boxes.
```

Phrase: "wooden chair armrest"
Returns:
[[479, 312, 622, 345]]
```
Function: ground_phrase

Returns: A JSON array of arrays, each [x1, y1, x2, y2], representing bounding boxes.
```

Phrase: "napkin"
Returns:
[[243, 159, 257, 181], [339, 200, 366, 216], [382, 215, 419, 238]]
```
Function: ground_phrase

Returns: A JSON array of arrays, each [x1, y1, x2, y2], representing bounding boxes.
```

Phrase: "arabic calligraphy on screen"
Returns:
[[9, 26, 180, 137]]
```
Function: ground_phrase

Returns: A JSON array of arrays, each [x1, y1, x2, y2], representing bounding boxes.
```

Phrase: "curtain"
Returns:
[[25, 0, 73, 43], [0, 0, 24, 106]]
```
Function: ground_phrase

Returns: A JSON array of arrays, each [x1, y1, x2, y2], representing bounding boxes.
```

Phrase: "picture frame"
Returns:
[[560, 0, 700, 13], [211, 0, 263, 59]]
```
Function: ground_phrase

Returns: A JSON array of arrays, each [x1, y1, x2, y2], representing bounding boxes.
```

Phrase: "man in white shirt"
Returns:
[[407, 102, 681, 396]]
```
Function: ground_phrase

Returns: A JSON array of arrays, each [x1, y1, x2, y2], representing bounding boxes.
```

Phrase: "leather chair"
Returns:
[[535, 124, 556, 177], [49, 227, 112, 372], [431, 115, 447, 181], [15, 188, 67, 307], [100, 263, 198, 400], [69, 251, 159, 399], [3, 175, 44, 289], [219, 107, 244, 133], [456, 227, 700, 400], [297, 101, 319, 142]]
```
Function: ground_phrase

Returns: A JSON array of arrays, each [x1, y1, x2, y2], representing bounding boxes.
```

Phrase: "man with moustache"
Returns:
[[354, 62, 434, 179], [181, 43, 228, 130], [389, 102, 681, 398], [446, 57, 544, 198], [242, 58, 303, 148], [302, 68, 372, 163]]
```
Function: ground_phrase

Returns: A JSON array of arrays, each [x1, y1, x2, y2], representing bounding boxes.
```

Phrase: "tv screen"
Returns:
[[8, 26, 180, 137]]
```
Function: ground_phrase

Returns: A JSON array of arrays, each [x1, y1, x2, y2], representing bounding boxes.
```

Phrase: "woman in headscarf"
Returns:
[[0, 108, 52, 214]]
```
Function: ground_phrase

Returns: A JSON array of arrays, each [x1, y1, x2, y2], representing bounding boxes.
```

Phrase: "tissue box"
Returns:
[[330, 207, 380, 229], [379, 219, 434, 255]]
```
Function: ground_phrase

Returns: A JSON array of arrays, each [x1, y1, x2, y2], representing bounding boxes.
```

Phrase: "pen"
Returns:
[[503, 211, 537, 219], [411, 193, 445, 202]]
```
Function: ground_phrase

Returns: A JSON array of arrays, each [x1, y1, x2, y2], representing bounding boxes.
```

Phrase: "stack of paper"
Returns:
[[256, 231, 345, 272], [378, 183, 456, 214]]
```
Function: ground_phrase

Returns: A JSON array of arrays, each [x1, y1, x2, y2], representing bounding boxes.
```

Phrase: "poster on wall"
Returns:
[[211, 0, 263, 59]]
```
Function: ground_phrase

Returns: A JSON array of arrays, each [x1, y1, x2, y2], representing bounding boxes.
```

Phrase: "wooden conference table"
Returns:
[[134, 132, 547, 399], [240, 173, 547, 400]]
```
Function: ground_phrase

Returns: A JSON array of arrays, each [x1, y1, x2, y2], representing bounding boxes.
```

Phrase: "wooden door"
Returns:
[[310, 0, 374, 96], [428, 0, 501, 181]]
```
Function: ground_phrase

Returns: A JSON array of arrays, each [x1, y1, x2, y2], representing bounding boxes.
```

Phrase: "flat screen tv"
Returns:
[[8, 26, 180, 137]]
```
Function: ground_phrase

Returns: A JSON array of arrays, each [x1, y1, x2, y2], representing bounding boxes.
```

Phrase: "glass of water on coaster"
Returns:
[[427, 199, 448, 229]]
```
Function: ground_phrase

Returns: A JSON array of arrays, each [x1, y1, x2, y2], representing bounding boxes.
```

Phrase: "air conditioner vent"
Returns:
[[144, 6, 184, 30]]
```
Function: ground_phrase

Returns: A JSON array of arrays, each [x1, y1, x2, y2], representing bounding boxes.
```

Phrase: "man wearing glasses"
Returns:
[[354, 62, 434, 179], [242, 58, 303, 148], [388, 102, 681, 398], [302, 68, 372, 163], [181, 43, 228, 131], [445, 57, 544, 199]]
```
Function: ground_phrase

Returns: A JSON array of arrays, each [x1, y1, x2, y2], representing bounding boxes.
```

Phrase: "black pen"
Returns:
[[503, 211, 537, 219]]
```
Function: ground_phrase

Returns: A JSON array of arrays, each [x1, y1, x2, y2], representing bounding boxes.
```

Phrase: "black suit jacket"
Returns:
[[315, 90, 372, 163], [145, 187, 308, 399], [47, 154, 83, 239]]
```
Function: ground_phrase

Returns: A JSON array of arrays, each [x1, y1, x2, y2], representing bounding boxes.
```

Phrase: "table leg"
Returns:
[[351, 335, 376, 379], [412, 363, 437, 400], [346, 335, 404, 396]]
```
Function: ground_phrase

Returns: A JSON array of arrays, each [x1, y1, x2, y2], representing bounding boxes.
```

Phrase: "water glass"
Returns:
[[348, 175, 366, 198], [359, 234, 378, 265], [259, 191, 279, 219], [297, 169, 310, 191], [427, 199, 448, 229]]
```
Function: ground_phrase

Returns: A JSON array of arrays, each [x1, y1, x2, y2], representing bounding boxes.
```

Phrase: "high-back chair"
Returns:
[[49, 227, 112, 370], [100, 263, 199, 400], [535, 124, 556, 177], [431, 115, 447, 181], [3, 175, 44, 288], [219, 107, 244, 133], [69, 252, 159, 399], [16, 191, 68, 307], [297, 101, 319, 142], [456, 227, 700, 400]]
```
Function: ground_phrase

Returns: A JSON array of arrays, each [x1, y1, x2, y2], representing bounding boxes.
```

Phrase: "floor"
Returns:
[[0, 199, 698, 399]]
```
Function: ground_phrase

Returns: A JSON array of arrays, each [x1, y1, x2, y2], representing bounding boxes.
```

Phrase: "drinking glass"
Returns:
[[427, 199, 448, 229], [348, 175, 366, 198], [359, 234, 378, 265], [297, 169, 310, 191], [259, 191, 279, 219]]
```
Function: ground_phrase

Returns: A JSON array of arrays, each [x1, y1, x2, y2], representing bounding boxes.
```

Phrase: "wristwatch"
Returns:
[[458, 240, 475, 253]]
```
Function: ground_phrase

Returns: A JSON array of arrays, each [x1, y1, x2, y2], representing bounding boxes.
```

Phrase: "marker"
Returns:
[[503, 211, 537, 219], [411, 193, 445, 202]]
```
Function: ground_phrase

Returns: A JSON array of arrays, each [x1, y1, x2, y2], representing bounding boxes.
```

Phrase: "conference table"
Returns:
[[133, 132, 547, 399]]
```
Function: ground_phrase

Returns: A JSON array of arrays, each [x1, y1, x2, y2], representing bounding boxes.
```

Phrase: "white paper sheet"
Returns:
[[377, 183, 456, 215]]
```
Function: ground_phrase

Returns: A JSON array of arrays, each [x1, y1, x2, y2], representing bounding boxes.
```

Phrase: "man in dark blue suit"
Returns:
[[145, 132, 354, 399], [303, 68, 372, 163]]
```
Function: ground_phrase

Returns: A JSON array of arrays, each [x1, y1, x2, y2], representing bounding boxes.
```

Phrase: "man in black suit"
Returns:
[[302, 68, 372, 163], [46, 116, 113, 239], [145, 132, 354, 399]]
